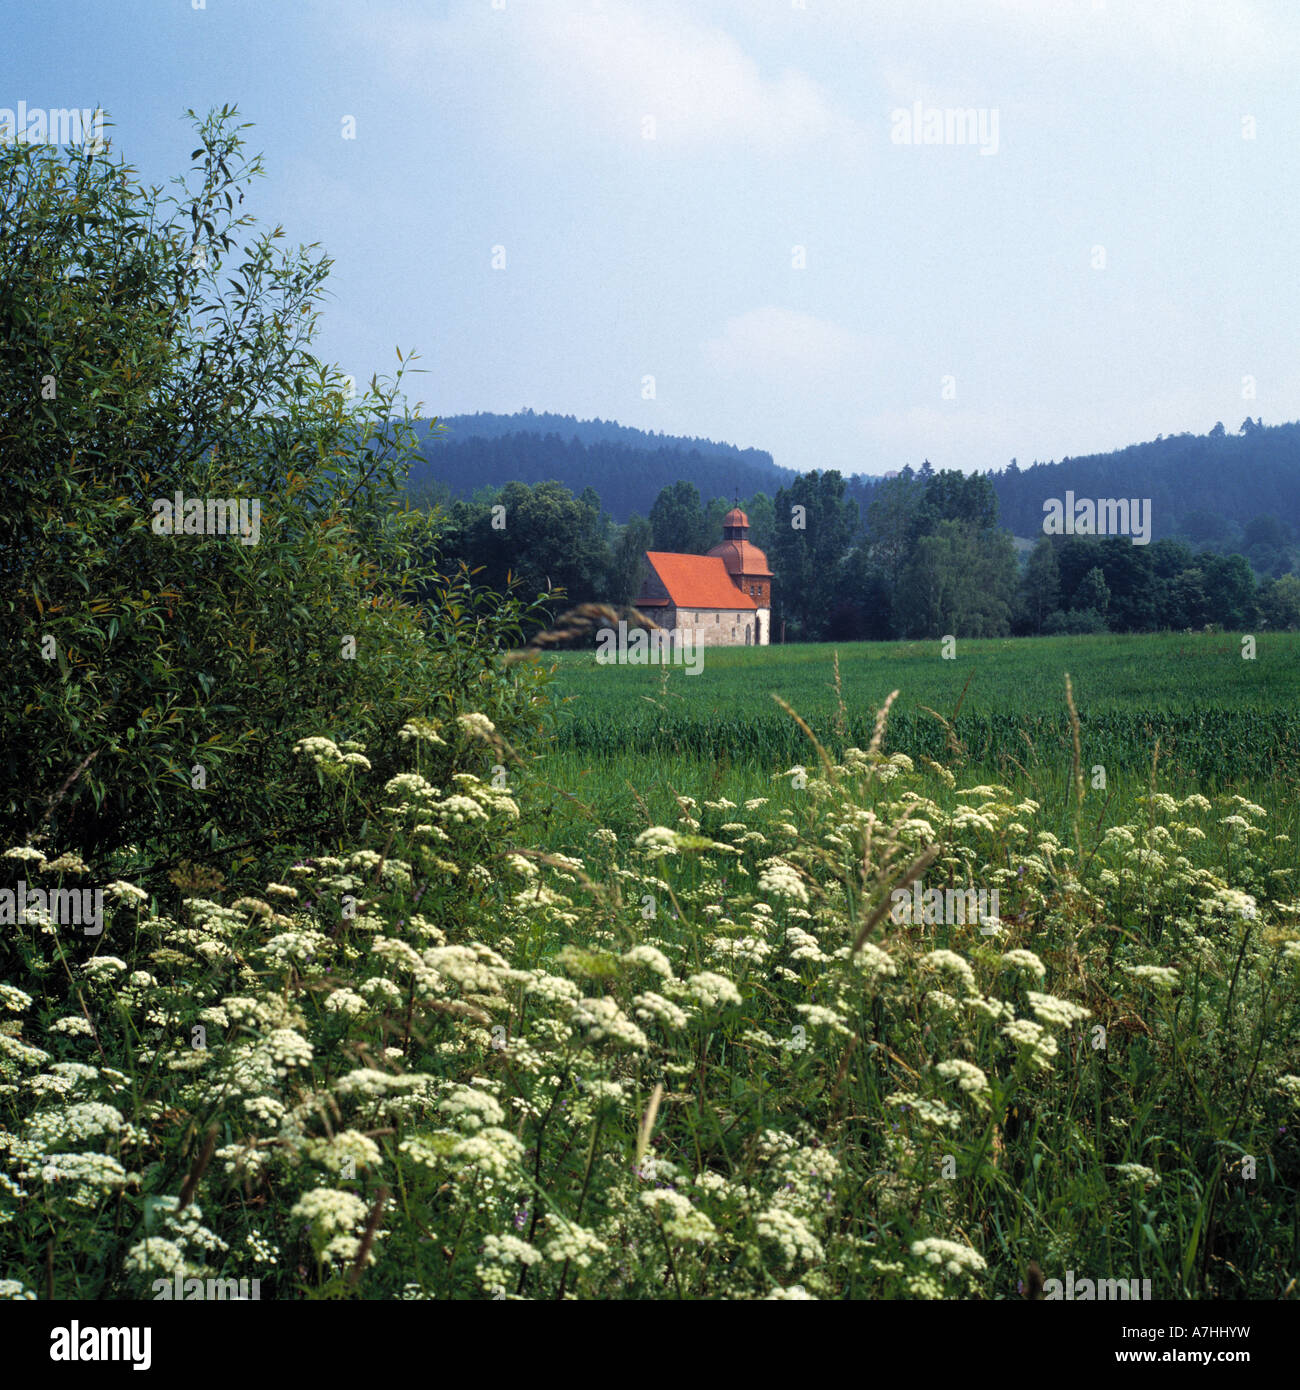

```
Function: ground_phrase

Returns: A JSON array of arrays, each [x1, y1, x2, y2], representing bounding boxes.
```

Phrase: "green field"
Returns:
[[521, 632, 1300, 863], [542, 632, 1300, 777]]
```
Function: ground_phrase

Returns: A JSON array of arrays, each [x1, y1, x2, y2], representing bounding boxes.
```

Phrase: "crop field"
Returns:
[[522, 632, 1300, 861], [541, 632, 1300, 780]]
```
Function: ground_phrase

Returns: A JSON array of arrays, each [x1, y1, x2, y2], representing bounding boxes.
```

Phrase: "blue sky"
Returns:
[[5, 0, 1299, 478]]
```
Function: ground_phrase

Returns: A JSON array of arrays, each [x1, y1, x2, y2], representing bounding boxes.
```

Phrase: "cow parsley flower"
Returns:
[[304, 1129, 382, 1174], [795, 1003, 851, 1037], [124, 1238, 186, 1275], [911, 1237, 987, 1279], [632, 992, 690, 1030], [1200, 887, 1258, 920], [49, 1016, 94, 1037], [262, 1028, 313, 1075], [757, 859, 809, 905], [1113, 1162, 1160, 1188], [683, 971, 742, 1010], [922, 950, 976, 994], [849, 942, 897, 986], [294, 736, 343, 764], [476, 1234, 542, 1294], [570, 996, 649, 1050], [635, 826, 680, 859], [0, 1034, 50, 1067], [1001, 1017, 1058, 1071], [1000, 949, 1046, 980], [935, 1059, 991, 1104], [27, 1152, 130, 1190], [435, 795, 489, 826], [439, 1085, 505, 1131], [543, 1225, 606, 1267], [1027, 991, 1092, 1029], [755, 1207, 823, 1267], [291, 1187, 369, 1234], [105, 880, 148, 906], [622, 944, 673, 978], [27, 1102, 124, 1147], [398, 719, 447, 747], [324, 988, 367, 1017], [3, 846, 47, 864], [886, 1091, 962, 1131], [1122, 965, 1180, 989]]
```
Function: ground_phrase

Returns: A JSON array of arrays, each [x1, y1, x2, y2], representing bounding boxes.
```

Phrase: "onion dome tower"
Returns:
[[706, 506, 773, 644]]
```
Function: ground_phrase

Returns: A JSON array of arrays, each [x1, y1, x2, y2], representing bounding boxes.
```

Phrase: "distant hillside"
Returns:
[[407, 412, 795, 520], [989, 419, 1300, 544], [427, 410, 778, 464], [405, 412, 1300, 556]]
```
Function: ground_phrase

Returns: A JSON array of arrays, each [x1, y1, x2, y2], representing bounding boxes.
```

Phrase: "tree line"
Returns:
[[406, 413, 1300, 575], [407, 426, 794, 526], [419, 464, 1300, 640]]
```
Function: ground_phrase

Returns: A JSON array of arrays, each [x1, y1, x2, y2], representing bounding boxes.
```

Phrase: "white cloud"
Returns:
[[347, 0, 863, 154], [532, 1, 852, 150], [718, 0, 1295, 71], [701, 306, 881, 388]]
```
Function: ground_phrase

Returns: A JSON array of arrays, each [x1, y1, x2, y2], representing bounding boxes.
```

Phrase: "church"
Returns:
[[634, 507, 773, 646]]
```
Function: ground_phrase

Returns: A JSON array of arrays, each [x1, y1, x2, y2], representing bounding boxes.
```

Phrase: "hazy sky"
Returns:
[[6, 0, 1299, 477]]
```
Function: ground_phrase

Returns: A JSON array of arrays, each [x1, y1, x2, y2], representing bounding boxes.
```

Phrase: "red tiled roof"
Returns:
[[707, 538, 773, 577], [639, 552, 758, 610]]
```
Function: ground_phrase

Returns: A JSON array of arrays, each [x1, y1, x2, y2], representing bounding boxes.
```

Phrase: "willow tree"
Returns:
[[0, 108, 547, 875]]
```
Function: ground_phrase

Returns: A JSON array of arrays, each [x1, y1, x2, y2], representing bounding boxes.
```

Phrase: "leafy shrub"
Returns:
[[0, 109, 557, 872]]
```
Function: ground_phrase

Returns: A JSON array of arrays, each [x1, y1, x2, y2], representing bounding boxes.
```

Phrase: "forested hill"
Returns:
[[407, 412, 794, 519], [990, 419, 1300, 541], [406, 411, 1300, 541], [423, 410, 777, 463]]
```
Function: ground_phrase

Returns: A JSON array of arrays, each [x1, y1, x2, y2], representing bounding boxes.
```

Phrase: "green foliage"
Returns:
[[407, 413, 790, 521], [992, 422, 1300, 551], [434, 480, 612, 621], [740, 490, 776, 556], [1073, 566, 1111, 617], [608, 514, 653, 606], [907, 467, 1000, 541], [649, 479, 712, 555], [769, 470, 861, 641], [1017, 537, 1061, 633], [866, 471, 925, 589], [0, 109, 551, 873], [2, 111, 1297, 1307], [894, 520, 1019, 639], [1259, 574, 1300, 631], [541, 633, 1300, 789]]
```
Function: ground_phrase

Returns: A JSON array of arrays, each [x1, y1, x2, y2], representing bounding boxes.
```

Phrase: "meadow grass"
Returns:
[[3, 637, 1297, 1301], [523, 632, 1300, 874], [539, 632, 1300, 788]]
